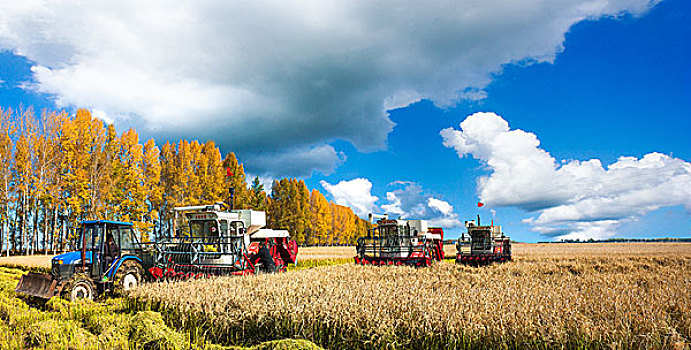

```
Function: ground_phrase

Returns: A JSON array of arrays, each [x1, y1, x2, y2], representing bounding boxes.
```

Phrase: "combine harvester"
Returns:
[[456, 216, 511, 266], [15, 202, 297, 301], [354, 214, 444, 267], [149, 203, 298, 280]]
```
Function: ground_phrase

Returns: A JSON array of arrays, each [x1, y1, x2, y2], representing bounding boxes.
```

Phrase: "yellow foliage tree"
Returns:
[[112, 129, 147, 237], [33, 110, 66, 253], [222, 152, 249, 209], [0, 108, 15, 256], [309, 189, 330, 245], [13, 108, 36, 254], [143, 138, 162, 239], [60, 109, 106, 225], [199, 141, 225, 205]]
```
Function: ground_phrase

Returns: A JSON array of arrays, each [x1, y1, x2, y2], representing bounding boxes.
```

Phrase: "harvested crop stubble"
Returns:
[[442, 242, 691, 259], [296, 246, 355, 260], [131, 255, 691, 349], [512, 242, 691, 258]]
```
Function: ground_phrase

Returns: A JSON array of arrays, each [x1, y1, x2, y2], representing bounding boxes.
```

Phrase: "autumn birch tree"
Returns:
[[33, 110, 64, 253], [13, 108, 36, 254], [143, 138, 162, 240], [0, 108, 15, 256]]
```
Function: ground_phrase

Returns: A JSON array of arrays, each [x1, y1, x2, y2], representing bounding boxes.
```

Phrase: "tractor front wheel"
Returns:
[[62, 273, 95, 301], [113, 260, 144, 295]]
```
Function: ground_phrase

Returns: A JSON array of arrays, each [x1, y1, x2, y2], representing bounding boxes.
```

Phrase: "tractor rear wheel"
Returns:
[[113, 260, 144, 296], [62, 273, 95, 301]]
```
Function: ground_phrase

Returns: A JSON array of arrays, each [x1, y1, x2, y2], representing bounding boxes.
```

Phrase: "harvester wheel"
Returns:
[[113, 260, 144, 296], [62, 273, 95, 301]]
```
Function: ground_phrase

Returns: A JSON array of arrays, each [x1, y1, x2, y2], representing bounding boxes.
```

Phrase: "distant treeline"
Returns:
[[0, 107, 371, 256], [539, 237, 691, 243]]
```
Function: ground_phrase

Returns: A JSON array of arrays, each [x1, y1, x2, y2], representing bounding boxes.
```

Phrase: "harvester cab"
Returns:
[[355, 215, 444, 267], [15, 220, 146, 301], [148, 203, 297, 280], [456, 216, 511, 265]]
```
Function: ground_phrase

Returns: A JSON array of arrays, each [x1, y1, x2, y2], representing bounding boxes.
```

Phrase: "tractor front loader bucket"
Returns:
[[15, 272, 58, 299]]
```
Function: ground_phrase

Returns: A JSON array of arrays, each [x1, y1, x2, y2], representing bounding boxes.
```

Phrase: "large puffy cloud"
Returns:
[[320, 178, 379, 217], [0, 0, 657, 176], [441, 112, 691, 239]]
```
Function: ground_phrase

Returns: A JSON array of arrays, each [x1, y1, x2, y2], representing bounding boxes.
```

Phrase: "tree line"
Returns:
[[0, 107, 371, 256]]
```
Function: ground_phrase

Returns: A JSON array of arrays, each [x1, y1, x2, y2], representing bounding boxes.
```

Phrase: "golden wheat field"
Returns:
[[2, 243, 691, 349], [130, 243, 691, 350]]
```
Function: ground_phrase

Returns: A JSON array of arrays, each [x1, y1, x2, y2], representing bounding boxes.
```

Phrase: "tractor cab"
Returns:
[[67, 221, 142, 276], [16, 220, 146, 300]]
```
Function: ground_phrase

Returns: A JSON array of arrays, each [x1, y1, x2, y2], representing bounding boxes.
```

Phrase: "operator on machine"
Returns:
[[254, 241, 276, 273], [104, 233, 120, 270]]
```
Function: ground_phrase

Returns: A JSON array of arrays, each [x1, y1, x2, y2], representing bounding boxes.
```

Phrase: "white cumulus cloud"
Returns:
[[321, 178, 462, 227], [0, 0, 658, 176], [441, 112, 691, 239], [320, 178, 379, 217], [428, 198, 454, 216], [381, 182, 462, 228]]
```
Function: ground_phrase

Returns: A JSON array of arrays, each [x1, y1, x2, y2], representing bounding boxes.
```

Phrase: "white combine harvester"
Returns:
[[354, 213, 445, 267], [149, 203, 298, 279]]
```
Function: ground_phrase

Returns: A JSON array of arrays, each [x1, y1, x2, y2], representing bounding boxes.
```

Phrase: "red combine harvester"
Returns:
[[456, 216, 511, 266], [355, 214, 444, 267]]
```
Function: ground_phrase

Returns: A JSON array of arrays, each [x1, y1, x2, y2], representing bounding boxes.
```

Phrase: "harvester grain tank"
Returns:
[[354, 214, 444, 267], [456, 216, 511, 265]]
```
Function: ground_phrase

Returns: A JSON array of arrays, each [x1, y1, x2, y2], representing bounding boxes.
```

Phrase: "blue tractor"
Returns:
[[15, 220, 151, 301]]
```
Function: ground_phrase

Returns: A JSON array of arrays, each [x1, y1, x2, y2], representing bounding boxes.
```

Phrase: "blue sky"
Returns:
[[0, 0, 689, 241]]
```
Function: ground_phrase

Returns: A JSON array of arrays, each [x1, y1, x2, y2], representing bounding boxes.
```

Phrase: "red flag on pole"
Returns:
[[226, 167, 234, 177], [477, 202, 484, 207]]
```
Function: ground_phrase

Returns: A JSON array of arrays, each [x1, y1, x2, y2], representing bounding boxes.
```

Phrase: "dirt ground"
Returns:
[[0, 254, 55, 268]]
